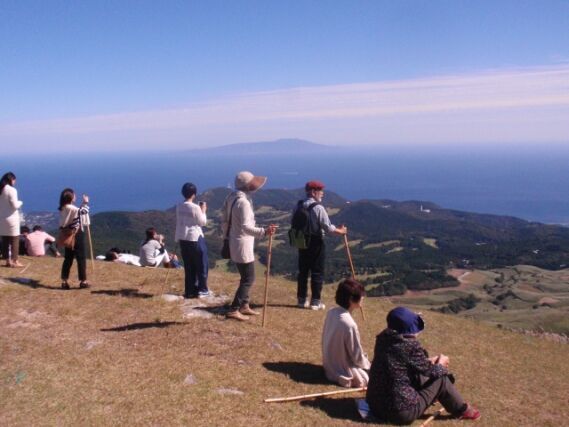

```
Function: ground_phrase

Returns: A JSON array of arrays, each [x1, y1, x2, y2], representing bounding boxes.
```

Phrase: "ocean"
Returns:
[[3, 145, 569, 224]]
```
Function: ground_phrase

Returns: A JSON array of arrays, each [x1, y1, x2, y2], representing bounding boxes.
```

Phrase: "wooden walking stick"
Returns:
[[262, 232, 274, 328], [343, 233, 366, 321], [86, 224, 96, 276], [419, 407, 446, 427], [264, 386, 366, 403]]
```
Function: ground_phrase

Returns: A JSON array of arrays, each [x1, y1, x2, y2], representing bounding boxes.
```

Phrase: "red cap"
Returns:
[[305, 180, 325, 191]]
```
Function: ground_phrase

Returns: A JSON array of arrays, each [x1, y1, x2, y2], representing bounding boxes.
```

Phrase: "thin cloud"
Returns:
[[1, 65, 568, 151]]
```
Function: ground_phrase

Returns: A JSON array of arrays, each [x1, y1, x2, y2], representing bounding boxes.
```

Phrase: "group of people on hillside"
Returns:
[[0, 169, 480, 424]]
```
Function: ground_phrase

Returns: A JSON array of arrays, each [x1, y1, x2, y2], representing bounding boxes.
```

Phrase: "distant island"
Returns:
[[193, 138, 340, 155]]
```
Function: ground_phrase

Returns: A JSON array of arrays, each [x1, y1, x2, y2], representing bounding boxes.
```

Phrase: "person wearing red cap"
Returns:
[[294, 180, 346, 310]]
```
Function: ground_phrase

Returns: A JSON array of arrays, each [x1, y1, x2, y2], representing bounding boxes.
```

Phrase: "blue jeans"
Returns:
[[179, 237, 209, 297]]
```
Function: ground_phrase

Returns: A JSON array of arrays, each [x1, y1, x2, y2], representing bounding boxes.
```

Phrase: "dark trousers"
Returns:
[[394, 376, 466, 425], [61, 230, 87, 281], [1, 235, 19, 262], [297, 236, 325, 303], [179, 237, 209, 297], [231, 262, 255, 310]]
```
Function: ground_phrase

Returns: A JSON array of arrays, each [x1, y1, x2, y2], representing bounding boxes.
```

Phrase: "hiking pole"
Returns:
[[262, 232, 274, 328], [264, 386, 366, 403], [86, 224, 96, 276], [419, 406, 447, 427], [343, 234, 356, 278], [343, 233, 366, 321]]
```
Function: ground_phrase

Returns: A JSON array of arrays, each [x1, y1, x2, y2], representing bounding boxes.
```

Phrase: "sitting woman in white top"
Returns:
[[139, 228, 171, 268], [322, 278, 371, 387]]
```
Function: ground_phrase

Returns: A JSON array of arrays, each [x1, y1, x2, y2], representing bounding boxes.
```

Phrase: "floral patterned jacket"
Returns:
[[366, 328, 448, 418]]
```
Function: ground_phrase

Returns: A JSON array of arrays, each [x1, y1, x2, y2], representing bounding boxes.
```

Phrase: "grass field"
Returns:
[[1, 257, 568, 426]]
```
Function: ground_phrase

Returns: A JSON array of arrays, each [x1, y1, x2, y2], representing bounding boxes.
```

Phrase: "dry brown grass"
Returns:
[[1, 256, 568, 426]]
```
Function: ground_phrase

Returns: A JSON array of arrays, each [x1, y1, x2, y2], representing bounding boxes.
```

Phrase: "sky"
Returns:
[[1, 0, 568, 153]]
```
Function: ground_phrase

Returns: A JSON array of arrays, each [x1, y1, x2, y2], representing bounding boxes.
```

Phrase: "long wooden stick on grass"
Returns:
[[265, 386, 366, 403], [419, 407, 447, 427], [343, 233, 366, 321], [262, 233, 274, 328]]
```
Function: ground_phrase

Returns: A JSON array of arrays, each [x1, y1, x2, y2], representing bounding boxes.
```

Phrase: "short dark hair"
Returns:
[[32, 225, 42, 232], [58, 188, 75, 211], [145, 227, 157, 243], [181, 182, 197, 199], [335, 278, 365, 309], [20, 225, 30, 234]]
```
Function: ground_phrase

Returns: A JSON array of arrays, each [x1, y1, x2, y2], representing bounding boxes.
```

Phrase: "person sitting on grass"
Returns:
[[366, 306, 481, 424], [19, 225, 30, 256], [322, 278, 370, 388], [25, 225, 61, 257], [139, 228, 171, 268]]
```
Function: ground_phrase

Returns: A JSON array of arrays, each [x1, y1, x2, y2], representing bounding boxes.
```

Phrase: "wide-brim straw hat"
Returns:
[[235, 171, 267, 192]]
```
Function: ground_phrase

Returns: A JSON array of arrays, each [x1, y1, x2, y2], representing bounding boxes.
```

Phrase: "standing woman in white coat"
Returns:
[[221, 171, 277, 321], [0, 172, 24, 267]]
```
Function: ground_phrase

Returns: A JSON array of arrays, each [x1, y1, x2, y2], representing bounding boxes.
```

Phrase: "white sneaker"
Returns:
[[310, 302, 326, 311], [297, 299, 309, 309]]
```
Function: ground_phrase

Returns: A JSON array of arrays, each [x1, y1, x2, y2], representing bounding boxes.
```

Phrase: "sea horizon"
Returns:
[[3, 144, 569, 225]]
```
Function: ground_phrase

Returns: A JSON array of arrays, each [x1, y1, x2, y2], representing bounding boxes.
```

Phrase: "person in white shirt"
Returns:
[[322, 278, 370, 387], [175, 182, 209, 298], [58, 188, 90, 289], [0, 172, 24, 267], [139, 228, 171, 268]]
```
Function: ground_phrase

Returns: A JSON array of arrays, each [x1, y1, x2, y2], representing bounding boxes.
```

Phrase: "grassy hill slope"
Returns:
[[1, 257, 568, 426]]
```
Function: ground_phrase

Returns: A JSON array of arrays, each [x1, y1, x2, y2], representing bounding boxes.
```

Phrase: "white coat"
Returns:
[[221, 191, 265, 264], [0, 185, 23, 236]]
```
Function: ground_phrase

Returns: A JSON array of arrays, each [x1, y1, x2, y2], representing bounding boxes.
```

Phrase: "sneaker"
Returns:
[[226, 310, 249, 321], [198, 291, 211, 299], [61, 282, 70, 290], [79, 281, 90, 289], [310, 302, 326, 311], [240, 304, 260, 316], [297, 298, 309, 309], [458, 404, 481, 421]]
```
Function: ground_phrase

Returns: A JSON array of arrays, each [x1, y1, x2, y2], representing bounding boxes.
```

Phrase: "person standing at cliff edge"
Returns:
[[0, 172, 24, 267], [293, 180, 346, 310], [221, 171, 277, 321]]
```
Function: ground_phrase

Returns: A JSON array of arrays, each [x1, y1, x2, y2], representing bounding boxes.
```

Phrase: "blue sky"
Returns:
[[1, 0, 568, 152]]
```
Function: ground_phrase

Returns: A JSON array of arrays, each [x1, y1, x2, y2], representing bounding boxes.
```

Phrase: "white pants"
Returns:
[[153, 249, 170, 267]]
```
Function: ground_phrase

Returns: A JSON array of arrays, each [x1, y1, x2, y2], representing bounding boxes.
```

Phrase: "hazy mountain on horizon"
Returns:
[[193, 138, 340, 155]]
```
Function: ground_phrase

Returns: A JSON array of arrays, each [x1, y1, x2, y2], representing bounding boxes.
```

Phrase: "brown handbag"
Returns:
[[57, 227, 77, 249]]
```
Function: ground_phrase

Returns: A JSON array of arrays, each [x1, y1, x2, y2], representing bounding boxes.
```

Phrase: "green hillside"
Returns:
[[88, 187, 569, 300]]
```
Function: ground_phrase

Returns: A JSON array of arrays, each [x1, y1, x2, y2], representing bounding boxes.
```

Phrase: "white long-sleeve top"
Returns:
[[0, 185, 23, 236], [175, 200, 207, 242], [322, 306, 371, 387], [59, 203, 90, 231], [221, 190, 265, 264]]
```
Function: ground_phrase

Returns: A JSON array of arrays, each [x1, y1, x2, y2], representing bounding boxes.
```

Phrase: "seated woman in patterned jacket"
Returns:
[[366, 307, 480, 424]]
